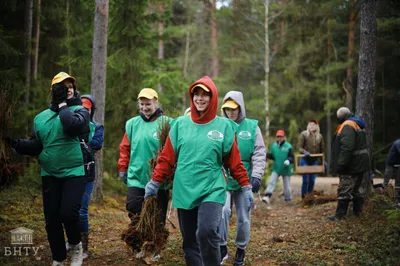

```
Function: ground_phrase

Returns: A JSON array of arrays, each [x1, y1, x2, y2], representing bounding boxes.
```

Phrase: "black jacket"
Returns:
[[386, 139, 400, 167], [330, 116, 370, 175], [14, 97, 89, 156]]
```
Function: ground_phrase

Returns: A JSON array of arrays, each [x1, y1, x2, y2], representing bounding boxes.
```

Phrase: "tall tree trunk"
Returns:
[[24, 0, 33, 137], [356, 0, 377, 199], [210, 0, 219, 78], [24, 0, 33, 102], [182, 18, 190, 110], [345, 0, 356, 110], [326, 19, 332, 175], [157, 4, 164, 92], [200, 0, 211, 76], [91, 0, 109, 203], [66, 0, 71, 74], [231, 0, 237, 57], [264, 0, 270, 142], [32, 0, 40, 80]]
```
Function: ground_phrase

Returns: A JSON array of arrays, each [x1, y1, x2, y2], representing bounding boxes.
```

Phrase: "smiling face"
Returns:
[[139, 97, 157, 118], [193, 88, 211, 115], [224, 107, 240, 121], [63, 80, 75, 99]]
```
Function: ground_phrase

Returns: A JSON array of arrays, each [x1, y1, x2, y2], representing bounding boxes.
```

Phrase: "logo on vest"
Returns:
[[207, 130, 224, 141], [153, 132, 159, 140], [238, 131, 251, 140]]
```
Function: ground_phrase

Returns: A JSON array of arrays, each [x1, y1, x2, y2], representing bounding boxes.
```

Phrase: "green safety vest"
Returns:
[[227, 118, 257, 191], [34, 105, 85, 177], [270, 141, 293, 176], [169, 115, 238, 210], [125, 115, 171, 188]]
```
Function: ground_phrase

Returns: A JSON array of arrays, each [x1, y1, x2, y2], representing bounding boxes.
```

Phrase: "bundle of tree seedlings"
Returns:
[[301, 190, 337, 206], [0, 88, 22, 188], [122, 119, 172, 257], [149, 119, 174, 184], [121, 196, 169, 257]]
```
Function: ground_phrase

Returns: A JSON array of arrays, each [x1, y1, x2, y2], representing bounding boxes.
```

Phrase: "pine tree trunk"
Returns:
[[231, 0, 237, 57], [356, 0, 377, 200], [24, 0, 33, 101], [24, 0, 33, 138], [264, 0, 270, 142], [91, 0, 109, 203], [183, 19, 190, 110], [157, 4, 164, 93], [326, 19, 332, 175], [66, 0, 71, 74], [32, 0, 40, 80], [345, 0, 356, 110], [210, 0, 219, 78]]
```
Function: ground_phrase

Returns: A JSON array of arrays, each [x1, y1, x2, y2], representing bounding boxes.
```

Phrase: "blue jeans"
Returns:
[[219, 190, 251, 248], [300, 157, 318, 198], [79, 180, 94, 233], [178, 202, 222, 266]]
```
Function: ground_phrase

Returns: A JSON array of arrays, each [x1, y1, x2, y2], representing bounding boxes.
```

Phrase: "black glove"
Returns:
[[52, 83, 68, 105], [3, 137, 17, 149]]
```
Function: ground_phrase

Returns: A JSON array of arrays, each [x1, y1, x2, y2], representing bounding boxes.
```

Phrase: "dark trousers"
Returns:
[[126, 187, 170, 225], [42, 176, 87, 261], [178, 202, 223, 266], [337, 173, 364, 200]]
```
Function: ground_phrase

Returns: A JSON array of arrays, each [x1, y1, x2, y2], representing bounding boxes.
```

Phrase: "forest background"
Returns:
[[1, 0, 399, 186]]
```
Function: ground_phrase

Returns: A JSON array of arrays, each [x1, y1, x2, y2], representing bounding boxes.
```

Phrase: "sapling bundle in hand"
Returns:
[[121, 196, 169, 256], [122, 119, 172, 258], [149, 119, 174, 184]]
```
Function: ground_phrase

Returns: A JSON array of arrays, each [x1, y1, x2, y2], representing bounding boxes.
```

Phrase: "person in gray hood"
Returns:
[[219, 91, 266, 266]]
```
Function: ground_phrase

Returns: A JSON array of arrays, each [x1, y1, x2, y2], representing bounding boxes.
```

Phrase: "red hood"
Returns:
[[188, 76, 218, 124]]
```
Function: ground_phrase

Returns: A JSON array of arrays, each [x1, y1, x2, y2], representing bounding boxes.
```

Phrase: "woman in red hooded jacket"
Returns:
[[144, 76, 253, 266]]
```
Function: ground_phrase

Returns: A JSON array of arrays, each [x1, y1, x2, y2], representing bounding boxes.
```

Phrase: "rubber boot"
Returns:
[[327, 199, 349, 221], [352, 198, 364, 216]]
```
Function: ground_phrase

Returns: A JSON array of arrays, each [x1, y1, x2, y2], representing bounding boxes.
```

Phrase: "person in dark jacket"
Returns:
[[383, 139, 400, 207], [4, 72, 90, 266], [66, 94, 104, 260], [328, 107, 370, 221]]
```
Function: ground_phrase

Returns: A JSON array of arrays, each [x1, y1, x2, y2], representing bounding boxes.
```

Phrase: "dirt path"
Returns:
[[85, 176, 386, 266]]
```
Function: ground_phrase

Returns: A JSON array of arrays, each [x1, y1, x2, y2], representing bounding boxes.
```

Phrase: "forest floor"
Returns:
[[1, 175, 399, 266]]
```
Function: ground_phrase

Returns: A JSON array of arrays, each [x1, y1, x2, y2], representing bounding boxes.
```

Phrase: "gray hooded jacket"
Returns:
[[222, 91, 266, 180]]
